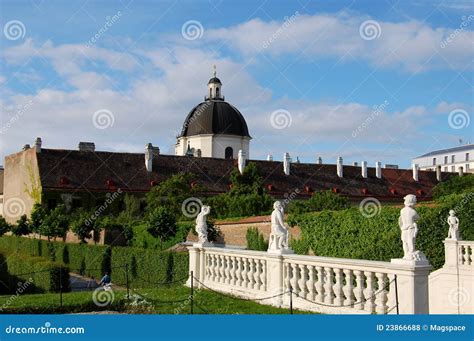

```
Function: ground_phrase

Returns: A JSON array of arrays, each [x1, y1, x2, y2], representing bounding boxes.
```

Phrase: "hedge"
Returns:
[[288, 192, 474, 269], [0, 249, 70, 294]]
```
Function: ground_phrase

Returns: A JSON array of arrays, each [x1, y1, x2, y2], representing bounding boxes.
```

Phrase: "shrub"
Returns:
[[11, 215, 31, 236], [0, 217, 11, 237], [146, 207, 178, 249], [132, 221, 192, 250], [433, 174, 474, 199], [70, 209, 94, 243], [29, 203, 47, 234], [40, 204, 69, 241], [246, 227, 268, 251], [288, 190, 350, 214]]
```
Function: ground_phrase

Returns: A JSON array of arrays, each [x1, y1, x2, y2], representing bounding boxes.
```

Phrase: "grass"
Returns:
[[0, 284, 310, 314]]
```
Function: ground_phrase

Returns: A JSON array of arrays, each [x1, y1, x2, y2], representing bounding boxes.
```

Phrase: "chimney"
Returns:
[[352, 161, 358, 167], [361, 161, 368, 178], [78, 142, 95, 152], [283, 152, 291, 175], [145, 143, 153, 172], [238, 149, 246, 174], [436, 165, 442, 182], [458, 166, 464, 177], [267, 154, 273, 161], [23, 144, 31, 151], [375, 161, 382, 179], [35, 137, 42, 153], [337, 157, 343, 178], [412, 164, 419, 181], [317, 156, 322, 164]]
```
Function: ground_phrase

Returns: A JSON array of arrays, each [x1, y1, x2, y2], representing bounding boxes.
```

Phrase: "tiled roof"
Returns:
[[414, 144, 474, 158], [36, 149, 455, 201]]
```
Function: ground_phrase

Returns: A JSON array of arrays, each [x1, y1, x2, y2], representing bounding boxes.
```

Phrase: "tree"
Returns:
[[146, 207, 177, 249], [11, 215, 31, 236], [29, 203, 47, 235], [0, 217, 12, 237], [70, 209, 94, 243], [40, 204, 69, 241]]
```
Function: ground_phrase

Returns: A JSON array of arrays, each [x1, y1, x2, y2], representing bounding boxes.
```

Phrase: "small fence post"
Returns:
[[394, 274, 399, 315], [289, 287, 293, 315], [59, 267, 63, 309], [125, 263, 130, 300], [190, 271, 194, 315]]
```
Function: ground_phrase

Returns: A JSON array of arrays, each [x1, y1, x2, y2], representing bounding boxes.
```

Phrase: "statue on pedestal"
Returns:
[[398, 194, 425, 261], [447, 210, 460, 240], [195, 205, 211, 244], [268, 201, 289, 251]]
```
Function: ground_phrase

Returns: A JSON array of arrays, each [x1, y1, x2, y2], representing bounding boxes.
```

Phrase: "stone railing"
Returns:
[[458, 241, 473, 266], [188, 246, 432, 314]]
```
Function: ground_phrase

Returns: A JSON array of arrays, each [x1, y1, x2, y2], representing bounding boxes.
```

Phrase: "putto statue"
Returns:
[[398, 194, 424, 261], [268, 201, 292, 253], [195, 205, 211, 245], [447, 210, 460, 240]]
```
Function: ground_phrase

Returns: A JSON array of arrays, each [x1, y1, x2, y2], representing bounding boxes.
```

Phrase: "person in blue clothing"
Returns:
[[99, 272, 111, 287]]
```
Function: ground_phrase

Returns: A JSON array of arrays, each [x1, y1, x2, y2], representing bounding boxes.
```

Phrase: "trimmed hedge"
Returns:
[[288, 192, 474, 269], [246, 227, 268, 251], [0, 249, 70, 294]]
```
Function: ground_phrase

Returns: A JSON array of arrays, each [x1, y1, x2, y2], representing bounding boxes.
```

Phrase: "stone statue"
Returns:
[[195, 205, 211, 244], [268, 201, 289, 251], [447, 210, 460, 240], [398, 194, 421, 260]]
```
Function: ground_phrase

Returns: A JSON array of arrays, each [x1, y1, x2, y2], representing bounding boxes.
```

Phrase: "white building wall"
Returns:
[[412, 146, 474, 173], [175, 135, 250, 159]]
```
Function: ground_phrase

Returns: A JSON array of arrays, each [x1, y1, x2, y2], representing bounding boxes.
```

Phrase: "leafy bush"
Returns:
[[0, 249, 70, 293], [288, 192, 474, 269], [39, 204, 69, 241], [29, 203, 47, 234], [246, 227, 268, 251], [11, 215, 31, 236], [132, 221, 192, 250], [70, 209, 94, 243], [0, 217, 11, 237], [432, 174, 474, 198], [288, 190, 350, 214], [146, 207, 177, 248]]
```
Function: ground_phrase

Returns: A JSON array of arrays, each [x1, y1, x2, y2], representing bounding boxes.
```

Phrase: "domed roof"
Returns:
[[208, 77, 222, 84], [179, 100, 251, 138]]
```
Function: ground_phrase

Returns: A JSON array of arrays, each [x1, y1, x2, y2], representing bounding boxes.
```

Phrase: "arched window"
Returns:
[[216, 87, 220, 98], [225, 147, 233, 159]]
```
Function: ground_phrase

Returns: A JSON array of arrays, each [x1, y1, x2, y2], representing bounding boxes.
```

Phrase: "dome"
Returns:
[[208, 77, 222, 85], [179, 100, 251, 138]]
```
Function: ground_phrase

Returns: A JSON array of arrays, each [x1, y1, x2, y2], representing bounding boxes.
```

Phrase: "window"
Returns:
[[444, 156, 448, 164], [432, 157, 436, 165], [444, 166, 448, 172], [216, 87, 220, 98], [451, 165, 455, 172], [225, 146, 233, 159], [466, 153, 470, 161], [451, 155, 455, 163], [209, 88, 212, 98], [466, 164, 470, 171]]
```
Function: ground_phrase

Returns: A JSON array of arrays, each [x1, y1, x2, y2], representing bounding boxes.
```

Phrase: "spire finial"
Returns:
[[213, 64, 216, 77]]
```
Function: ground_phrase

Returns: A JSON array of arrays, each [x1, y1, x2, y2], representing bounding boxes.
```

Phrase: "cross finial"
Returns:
[[213, 64, 216, 77]]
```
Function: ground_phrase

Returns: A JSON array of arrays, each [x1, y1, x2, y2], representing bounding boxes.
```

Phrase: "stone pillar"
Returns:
[[412, 164, 419, 181], [458, 166, 464, 177], [267, 154, 273, 161], [375, 161, 382, 179], [238, 149, 246, 174], [443, 239, 459, 268], [145, 143, 153, 172], [337, 157, 343, 178], [283, 152, 291, 176], [361, 161, 368, 178], [390, 259, 432, 314], [436, 165, 442, 182], [265, 254, 285, 307], [186, 246, 201, 288], [317, 156, 322, 164], [35, 137, 42, 153]]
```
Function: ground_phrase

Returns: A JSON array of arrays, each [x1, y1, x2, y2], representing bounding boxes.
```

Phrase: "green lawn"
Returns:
[[0, 285, 309, 314]]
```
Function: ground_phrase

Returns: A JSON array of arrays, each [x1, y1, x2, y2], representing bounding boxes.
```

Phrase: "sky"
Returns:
[[0, 0, 473, 168]]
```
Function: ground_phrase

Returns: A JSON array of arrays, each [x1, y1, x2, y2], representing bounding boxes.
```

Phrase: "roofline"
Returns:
[[413, 144, 474, 159]]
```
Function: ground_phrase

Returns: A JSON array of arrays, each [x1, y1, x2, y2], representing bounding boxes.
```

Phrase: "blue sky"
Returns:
[[1, 0, 473, 168]]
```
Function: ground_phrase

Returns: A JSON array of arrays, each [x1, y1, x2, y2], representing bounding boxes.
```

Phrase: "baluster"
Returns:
[[463, 246, 470, 265], [375, 273, 388, 314], [298, 265, 307, 298], [469, 246, 473, 265], [209, 255, 215, 282], [247, 258, 255, 289], [252, 259, 260, 290], [386, 273, 397, 314], [315, 266, 324, 302], [260, 259, 266, 291], [224, 256, 230, 284], [236, 257, 242, 287], [333, 268, 343, 306], [283, 263, 290, 292], [290, 263, 298, 295], [364, 271, 375, 313], [342, 269, 354, 307], [242, 258, 248, 288], [219, 255, 225, 283], [230, 257, 236, 285], [354, 270, 365, 310], [307, 266, 315, 300], [324, 268, 334, 304]]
